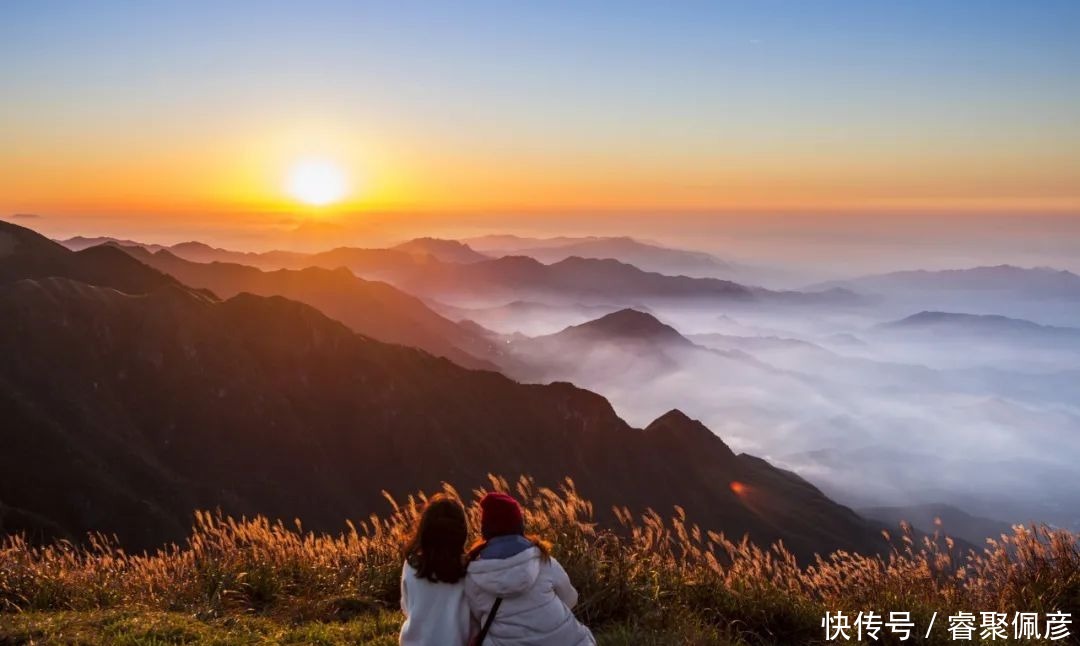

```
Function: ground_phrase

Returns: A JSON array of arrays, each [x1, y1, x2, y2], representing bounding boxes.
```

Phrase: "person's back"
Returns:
[[399, 494, 474, 646], [465, 493, 595, 646], [466, 536, 594, 645], [400, 562, 470, 646]]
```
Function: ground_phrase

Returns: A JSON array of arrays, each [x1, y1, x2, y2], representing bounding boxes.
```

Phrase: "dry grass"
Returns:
[[1, 476, 1078, 644]]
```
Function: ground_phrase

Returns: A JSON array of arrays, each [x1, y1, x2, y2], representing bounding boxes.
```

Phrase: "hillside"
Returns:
[[0, 276, 879, 559], [0, 224, 885, 560]]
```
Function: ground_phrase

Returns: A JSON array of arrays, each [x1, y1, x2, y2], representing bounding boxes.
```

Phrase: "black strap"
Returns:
[[475, 597, 503, 644]]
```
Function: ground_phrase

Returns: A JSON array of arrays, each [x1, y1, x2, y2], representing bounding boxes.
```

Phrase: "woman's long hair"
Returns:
[[402, 494, 468, 583]]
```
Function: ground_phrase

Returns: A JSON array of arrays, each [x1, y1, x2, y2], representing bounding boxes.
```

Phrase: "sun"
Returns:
[[286, 158, 348, 206]]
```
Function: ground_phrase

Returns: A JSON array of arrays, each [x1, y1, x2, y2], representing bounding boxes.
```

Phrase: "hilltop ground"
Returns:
[[1, 478, 1077, 645]]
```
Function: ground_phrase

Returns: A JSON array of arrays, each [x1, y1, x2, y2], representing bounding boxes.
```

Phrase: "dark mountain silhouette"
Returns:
[[547, 308, 692, 347], [0, 269, 883, 560], [59, 236, 168, 253], [429, 300, 652, 336], [385, 255, 859, 306], [57, 236, 310, 268], [118, 246, 500, 371], [393, 237, 489, 263], [465, 235, 732, 277], [59, 237, 481, 272], [1, 221, 188, 295], [96, 239, 429, 280], [810, 265, 1080, 300], [166, 241, 308, 268]]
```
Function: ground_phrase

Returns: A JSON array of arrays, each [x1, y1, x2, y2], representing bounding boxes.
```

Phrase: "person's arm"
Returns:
[[400, 564, 409, 615], [549, 558, 579, 609]]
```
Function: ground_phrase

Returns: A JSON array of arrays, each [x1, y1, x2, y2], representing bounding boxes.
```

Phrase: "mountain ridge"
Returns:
[[116, 245, 501, 370], [0, 222, 883, 559], [0, 274, 881, 559]]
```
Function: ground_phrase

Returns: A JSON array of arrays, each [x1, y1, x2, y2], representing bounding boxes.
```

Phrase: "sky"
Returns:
[[1, 0, 1079, 251]]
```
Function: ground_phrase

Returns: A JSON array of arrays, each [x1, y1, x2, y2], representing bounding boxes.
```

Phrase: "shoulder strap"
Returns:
[[475, 597, 503, 644]]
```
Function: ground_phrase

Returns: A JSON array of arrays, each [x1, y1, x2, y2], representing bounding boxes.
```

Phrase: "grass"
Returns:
[[0, 610, 401, 645], [2, 476, 1078, 645]]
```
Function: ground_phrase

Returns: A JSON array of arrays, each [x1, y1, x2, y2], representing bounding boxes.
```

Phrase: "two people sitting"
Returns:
[[400, 491, 595, 646]]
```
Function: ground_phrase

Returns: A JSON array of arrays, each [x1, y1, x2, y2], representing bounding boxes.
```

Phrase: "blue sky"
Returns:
[[1, 0, 1078, 222]]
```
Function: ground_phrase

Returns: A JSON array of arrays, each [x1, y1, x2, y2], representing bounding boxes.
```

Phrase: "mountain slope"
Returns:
[[0, 273, 881, 560], [120, 246, 500, 370], [1, 221, 185, 295]]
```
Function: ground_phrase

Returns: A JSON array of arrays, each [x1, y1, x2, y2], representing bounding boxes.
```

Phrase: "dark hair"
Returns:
[[466, 534, 552, 563], [403, 494, 468, 583]]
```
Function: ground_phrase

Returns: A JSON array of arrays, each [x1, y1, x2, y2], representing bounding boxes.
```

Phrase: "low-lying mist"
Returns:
[[434, 288, 1080, 532]]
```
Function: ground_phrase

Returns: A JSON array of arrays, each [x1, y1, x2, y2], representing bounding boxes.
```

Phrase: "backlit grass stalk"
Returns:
[[1, 476, 1077, 642]]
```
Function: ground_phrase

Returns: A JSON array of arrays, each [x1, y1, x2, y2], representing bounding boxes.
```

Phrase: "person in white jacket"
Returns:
[[400, 494, 475, 646], [465, 492, 595, 646]]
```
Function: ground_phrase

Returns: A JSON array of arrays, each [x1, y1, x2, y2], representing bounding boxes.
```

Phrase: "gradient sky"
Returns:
[[2, 0, 1079, 235]]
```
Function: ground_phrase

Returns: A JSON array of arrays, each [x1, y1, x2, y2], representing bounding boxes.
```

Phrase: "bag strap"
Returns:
[[475, 597, 503, 644]]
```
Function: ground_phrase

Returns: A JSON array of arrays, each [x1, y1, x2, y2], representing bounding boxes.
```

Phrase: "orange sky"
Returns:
[[2, 2, 1078, 232]]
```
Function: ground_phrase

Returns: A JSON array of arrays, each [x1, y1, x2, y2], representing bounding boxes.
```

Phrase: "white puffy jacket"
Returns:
[[465, 546, 595, 646]]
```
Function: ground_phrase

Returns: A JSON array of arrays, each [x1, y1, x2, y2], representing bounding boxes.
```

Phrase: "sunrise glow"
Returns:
[[285, 159, 348, 207]]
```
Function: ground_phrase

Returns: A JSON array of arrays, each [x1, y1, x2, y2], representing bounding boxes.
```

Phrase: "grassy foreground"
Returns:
[[1, 477, 1077, 645]]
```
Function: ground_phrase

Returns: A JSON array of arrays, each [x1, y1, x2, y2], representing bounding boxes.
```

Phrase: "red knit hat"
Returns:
[[480, 492, 525, 539]]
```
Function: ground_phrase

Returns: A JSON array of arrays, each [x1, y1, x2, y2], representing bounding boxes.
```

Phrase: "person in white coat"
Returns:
[[465, 492, 595, 646], [400, 494, 475, 646]]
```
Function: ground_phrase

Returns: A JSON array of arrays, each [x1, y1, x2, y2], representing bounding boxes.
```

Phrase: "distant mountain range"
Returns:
[[384, 255, 860, 307], [877, 311, 1080, 343], [0, 221, 883, 559], [497, 308, 809, 405], [463, 234, 732, 277], [60, 236, 310, 268], [393, 237, 489, 263], [858, 503, 1013, 549], [119, 246, 501, 371], [56, 235, 856, 308], [810, 265, 1080, 300], [3, 228, 188, 296]]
